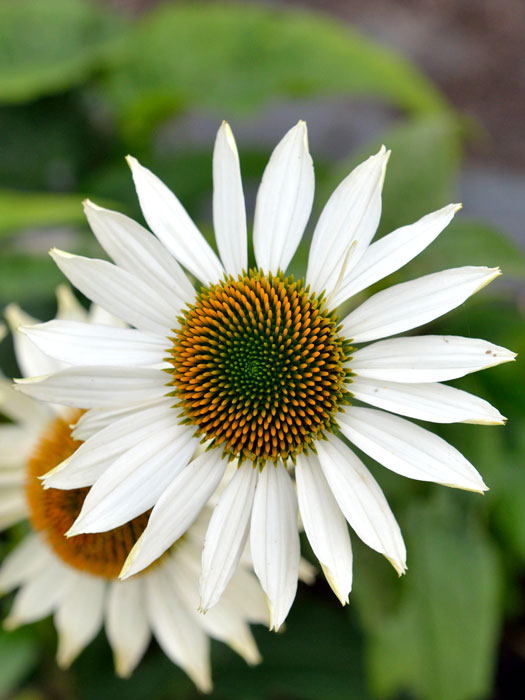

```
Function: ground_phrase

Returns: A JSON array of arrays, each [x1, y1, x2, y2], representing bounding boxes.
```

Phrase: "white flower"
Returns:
[[16, 121, 515, 631], [0, 291, 268, 690]]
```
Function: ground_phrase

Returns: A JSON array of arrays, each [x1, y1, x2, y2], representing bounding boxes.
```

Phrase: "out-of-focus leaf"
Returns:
[[489, 427, 525, 561], [99, 3, 448, 140], [363, 498, 502, 700], [0, 191, 85, 238], [0, 95, 112, 191], [0, 253, 62, 306], [212, 595, 368, 700], [0, 0, 124, 103], [0, 627, 39, 696], [73, 594, 368, 700]]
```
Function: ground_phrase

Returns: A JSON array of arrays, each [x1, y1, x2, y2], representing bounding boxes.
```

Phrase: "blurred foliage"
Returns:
[[97, 2, 447, 142], [0, 1, 524, 700], [0, 0, 124, 103]]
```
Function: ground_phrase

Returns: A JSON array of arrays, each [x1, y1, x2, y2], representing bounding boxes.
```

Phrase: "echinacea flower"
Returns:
[[16, 122, 515, 630], [0, 293, 268, 690]]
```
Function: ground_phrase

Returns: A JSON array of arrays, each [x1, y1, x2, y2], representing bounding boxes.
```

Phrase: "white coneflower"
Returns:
[[16, 122, 515, 630], [0, 294, 267, 691]]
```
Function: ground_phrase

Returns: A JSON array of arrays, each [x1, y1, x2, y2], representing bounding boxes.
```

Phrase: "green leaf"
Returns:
[[364, 499, 502, 700], [0, 0, 124, 103], [99, 2, 448, 140], [0, 191, 86, 238], [0, 627, 39, 696]]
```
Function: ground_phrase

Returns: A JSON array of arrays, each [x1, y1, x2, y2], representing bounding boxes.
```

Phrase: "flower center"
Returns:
[[169, 270, 352, 466], [26, 412, 150, 579]]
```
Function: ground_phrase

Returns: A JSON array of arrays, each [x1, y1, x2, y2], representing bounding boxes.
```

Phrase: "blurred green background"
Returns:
[[1, 1, 524, 698]]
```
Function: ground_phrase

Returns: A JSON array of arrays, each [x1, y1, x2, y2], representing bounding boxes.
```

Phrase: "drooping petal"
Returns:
[[121, 450, 227, 579], [213, 122, 247, 276], [306, 146, 389, 297], [332, 203, 461, 307], [0, 534, 52, 592], [253, 121, 314, 274], [339, 406, 487, 492], [106, 579, 151, 678], [199, 462, 258, 613], [55, 284, 89, 322], [350, 376, 506, 425], [164, 550, 262, 666], [350, 335, 516, 383], [250, 463, 300, 631], [84, 200, 195, 305], [50, 250, 173, 335], [67, 426, 197, 535], [71, 398, 166, 441], [54, 574, 105, 668], [145, 567, 212, 693], [15, 366, 168, 408], [45, 400, 176, 490], [0, 376, 50, 427], [22, 321, 167, 367], [5, 304, 63, 378], [316, 434, 406, 574], [0, 423, 38, 469], [127, 156, 224, 286], [4, 559, 75, 629], [0, 489, 27, 530], [342, 266, 500, 343], [295, 454, 353, 604]]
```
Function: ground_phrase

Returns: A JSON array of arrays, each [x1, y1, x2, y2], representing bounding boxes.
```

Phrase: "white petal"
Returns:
[[5, 304, 63, 377], [71, 398, 166, 441], [4, 559, 75, 629], [67, 426, 197, 534], [0, 534, 52, 592], [50, 249, 174, 335], [45, 400, 177, 490], [306, 147, 389, 297], [128, 156, 223, 286], [15, 366, 168, 408], [340, 406, 487, 492], [342, 266, 500, 343], [121, 450, 227, 578], [0, 376, 50, 426], [145, 567, 212, 693], [220, 567, 269, 626], [55, 574, 105, 668], [351, 335, 516, 383], [253, 121, 314, 273], [0, 467, 24, 488], [0, 424, 38, 468], [106, 579, 151, 678], [332, 203, 461, 307], [55, 284, 89, 322], [0, 489, 27, 530], [84, 200, 195, 305], [199, 462, 258, 613], [163, 551, 261, 666], [350, 376, 506, 425], [23, 321, 167, 367], [250, 463, 300, 631], [295, 454, 353, 604], [213, 122, 247, 276], [316, 434, 406, 574]]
